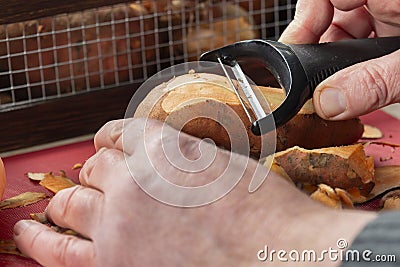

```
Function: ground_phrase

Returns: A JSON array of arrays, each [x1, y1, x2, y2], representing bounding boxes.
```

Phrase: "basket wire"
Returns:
[[0, 0, 296, 108]]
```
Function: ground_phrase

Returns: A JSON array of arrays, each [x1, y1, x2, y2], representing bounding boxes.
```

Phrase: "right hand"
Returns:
[[279, 0, 400, 120]]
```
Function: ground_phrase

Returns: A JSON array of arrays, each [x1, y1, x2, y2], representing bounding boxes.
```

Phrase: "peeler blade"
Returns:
[[230, 61, 267, 120], [217, 57, 273, 135], [216, 57, 253, 124]]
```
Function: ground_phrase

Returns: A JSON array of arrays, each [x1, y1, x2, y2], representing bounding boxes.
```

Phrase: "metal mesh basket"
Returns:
[[0, 0, 296, 109]]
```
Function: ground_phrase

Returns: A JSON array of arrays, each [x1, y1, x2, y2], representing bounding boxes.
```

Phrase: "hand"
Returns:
[[279, 0, 400, 120], [14, 119, 376, 266]]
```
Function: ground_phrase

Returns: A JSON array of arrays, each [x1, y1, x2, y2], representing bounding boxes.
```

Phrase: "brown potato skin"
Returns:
[[276, 113, 364, 151], [134, 73, 364, 159], [273, 145, 375, 196]]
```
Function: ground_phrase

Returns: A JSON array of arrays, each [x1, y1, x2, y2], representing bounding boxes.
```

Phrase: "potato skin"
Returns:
[[273, 145, 375, 196], [134, 73, 364, 158], [276, 113, 364, 151]]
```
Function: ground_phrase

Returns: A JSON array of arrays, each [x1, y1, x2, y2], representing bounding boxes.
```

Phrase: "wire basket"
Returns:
[[0, 0, 296, 109]]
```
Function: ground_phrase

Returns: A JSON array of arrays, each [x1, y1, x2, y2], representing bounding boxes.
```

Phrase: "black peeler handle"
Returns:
[[200, 37, 400, 135], [287, 37, 400, 91]]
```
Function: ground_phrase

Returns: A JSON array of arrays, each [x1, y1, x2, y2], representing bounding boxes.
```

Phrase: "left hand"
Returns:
[[13, 118, 376, 266]]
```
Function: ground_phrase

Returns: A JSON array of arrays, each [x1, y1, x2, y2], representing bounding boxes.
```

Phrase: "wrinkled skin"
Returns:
[[14, 118, 376, 267], [279, 0, 400, 120]]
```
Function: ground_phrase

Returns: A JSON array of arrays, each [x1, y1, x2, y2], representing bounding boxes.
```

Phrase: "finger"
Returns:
[[279, 0, 369, 44], [45, 185, 104, 238], [279, 0, 334, 44], [329, 0, 366, 11], [313, 49, 400, 120], [94, 117, 167, 155], [79, 147, 126, 190], [94, 119, 125, 151], [14, 220, 94, 267], [320, 7, 373, 42], [373, 20, 400, 37], [366, 0, 400, 36]]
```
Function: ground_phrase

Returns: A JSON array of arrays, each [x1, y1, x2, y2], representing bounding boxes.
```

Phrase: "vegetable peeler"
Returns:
[[200, 37, 400, 135]]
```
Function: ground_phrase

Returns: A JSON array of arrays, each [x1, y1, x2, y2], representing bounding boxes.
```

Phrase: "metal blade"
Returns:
[[217, 57, 253, 123], [230, 62, 266, 120]]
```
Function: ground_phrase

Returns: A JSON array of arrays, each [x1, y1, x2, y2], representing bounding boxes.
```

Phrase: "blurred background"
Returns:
[[0, 0, 297, 155]]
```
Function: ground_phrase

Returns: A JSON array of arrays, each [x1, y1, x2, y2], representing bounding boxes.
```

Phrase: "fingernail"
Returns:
[[318, 87, 347, 118], [14, 220, 33, 236]]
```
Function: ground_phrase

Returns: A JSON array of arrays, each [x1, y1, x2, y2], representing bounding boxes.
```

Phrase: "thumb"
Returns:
[[313, 49, 400, 120]]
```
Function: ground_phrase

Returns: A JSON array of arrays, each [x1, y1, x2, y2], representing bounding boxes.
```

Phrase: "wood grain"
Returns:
[[0, 0, 130, 24]]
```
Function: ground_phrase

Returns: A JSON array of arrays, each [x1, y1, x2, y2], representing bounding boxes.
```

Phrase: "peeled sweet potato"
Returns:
[[134, 73, 364, 158], [273, 144, 375, 196]]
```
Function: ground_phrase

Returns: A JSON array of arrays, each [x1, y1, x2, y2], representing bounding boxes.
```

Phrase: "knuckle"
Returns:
[[47, 186, 78, 221], [52, 236, 92, 267], [50, 186, 102, 226], [359, 63, 390, 108], [94, 120, 115, 140], [27, 226, 50, 250], [96, 148, 121, 166], [52, 236, 74, 266]]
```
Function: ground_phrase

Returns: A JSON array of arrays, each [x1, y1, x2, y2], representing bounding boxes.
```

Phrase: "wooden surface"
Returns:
[[0, 0, 130, 24], [0, 85, 137, 153]]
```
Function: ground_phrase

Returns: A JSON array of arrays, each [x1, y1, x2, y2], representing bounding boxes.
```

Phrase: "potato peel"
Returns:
[[0, 239, 25, 257], [30, 212, 48, 224], [380, 189, 400, 210], [26, 172, 49, 181], [310, 184, 354, 209], [39, 172, 77, 194], [72, 163, 83, 170], [362, 124, 383, 139], [30, 212, 84, 238], [0, 192, 47, 210]]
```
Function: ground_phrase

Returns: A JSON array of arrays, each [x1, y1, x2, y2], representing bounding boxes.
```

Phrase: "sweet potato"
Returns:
[[134, 73, 364, 158], [145, 1, 258, 61], [273, 144, 375, 196]]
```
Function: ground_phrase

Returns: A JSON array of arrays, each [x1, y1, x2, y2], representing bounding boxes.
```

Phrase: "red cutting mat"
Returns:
[[0, 110, 399, 266], [0, 140, 95, 266], [361, 111, 400, 167]]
